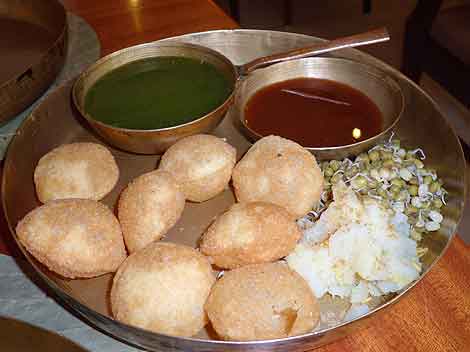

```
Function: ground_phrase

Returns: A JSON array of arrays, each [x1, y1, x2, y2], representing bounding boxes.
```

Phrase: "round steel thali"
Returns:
[[2, 30, 466, 351]]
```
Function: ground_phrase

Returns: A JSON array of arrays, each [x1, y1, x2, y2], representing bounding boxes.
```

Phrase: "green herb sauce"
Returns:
[[84, 56, 232, 129]]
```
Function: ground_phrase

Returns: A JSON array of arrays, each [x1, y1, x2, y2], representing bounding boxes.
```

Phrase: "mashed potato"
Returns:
[[286, 181, 422, 306]]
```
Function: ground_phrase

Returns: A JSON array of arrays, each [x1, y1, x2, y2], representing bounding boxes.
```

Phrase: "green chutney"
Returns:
[[84, 56, 232, 130]]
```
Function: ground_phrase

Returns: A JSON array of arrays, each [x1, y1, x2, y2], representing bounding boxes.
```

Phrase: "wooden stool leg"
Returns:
[[401, 0, 443, 82], [284, 0, 292, 26], [228, 0, 241, 23], [363, 0, 371, 14]]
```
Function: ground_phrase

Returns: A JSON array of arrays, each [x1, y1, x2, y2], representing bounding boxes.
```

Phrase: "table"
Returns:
[[0, 0, 469, 351]]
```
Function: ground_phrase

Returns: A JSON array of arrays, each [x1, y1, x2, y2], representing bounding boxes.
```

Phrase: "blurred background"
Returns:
[[214, 0, 469, 140], [215, 0, 470, 241]]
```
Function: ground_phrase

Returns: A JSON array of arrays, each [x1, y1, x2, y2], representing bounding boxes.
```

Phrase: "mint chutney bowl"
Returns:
[[72, 41, 237, 154]]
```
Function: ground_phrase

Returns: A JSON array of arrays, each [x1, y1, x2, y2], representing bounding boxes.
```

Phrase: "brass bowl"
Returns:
[[72, 42, 237, 154], [233, 57, 404, 160], [73, 29, 391, 155]]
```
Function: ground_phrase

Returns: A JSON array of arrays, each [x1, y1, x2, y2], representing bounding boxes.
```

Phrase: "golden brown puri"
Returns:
[[200, 202, 301, 269], [159, 134, 236, 202], [34, 142, 119, 203], [15, 199, 126, 279], [118, 170, 185, 253], [232, 135, 323, 218], [205, 262, 320, 341], [111, 242, 215, 337]]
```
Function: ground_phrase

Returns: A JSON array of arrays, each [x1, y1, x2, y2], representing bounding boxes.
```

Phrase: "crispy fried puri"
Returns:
[[200, 202, 301, 269], [159, 134, 236, 202], [111, 242, 215, 337], [15, 199, 127, 278], [118, 170, 185, 253], [205, 262, 320, 341], [34, 142, 119, 203], [232, 135, 323, 218]]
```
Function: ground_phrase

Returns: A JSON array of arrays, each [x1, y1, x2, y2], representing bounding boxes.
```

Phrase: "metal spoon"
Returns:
[[239, 27, 390, 75]]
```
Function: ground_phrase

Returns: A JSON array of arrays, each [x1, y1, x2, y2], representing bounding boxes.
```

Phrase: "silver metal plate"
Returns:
[[2, 29, 466, 351]]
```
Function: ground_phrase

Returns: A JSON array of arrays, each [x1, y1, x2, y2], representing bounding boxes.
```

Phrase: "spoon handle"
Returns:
[[240, 27, 390, 75]]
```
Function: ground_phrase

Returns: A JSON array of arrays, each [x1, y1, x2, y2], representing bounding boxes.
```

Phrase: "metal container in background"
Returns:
[[0, 0, 67, 125]]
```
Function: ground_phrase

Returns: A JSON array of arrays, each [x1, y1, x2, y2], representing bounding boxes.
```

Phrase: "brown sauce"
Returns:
[[244, 78, 383, 147]]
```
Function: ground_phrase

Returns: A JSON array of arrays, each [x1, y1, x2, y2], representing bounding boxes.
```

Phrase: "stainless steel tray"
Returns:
[[2, 29, 466, 352]]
